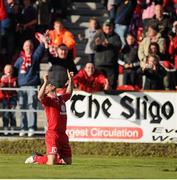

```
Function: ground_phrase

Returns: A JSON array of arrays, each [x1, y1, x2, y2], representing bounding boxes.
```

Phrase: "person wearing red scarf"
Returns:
[[14, 34, 48, 137]]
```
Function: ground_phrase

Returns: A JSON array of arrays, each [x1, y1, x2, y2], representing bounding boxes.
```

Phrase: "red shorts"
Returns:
[[45, 131, 72, 158]]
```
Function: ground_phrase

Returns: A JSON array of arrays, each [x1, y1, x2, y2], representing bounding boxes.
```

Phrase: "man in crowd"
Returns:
[[90, 19, 122, 89]]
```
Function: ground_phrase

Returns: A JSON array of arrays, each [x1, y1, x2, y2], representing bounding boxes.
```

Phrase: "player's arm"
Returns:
[[38, 74, 48, 101], [66, 70, 74, 94]]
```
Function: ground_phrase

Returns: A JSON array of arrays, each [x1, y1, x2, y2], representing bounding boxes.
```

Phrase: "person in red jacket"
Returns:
[[169, 20, 177, 87], [25, 70, 74, 165], [0, 0, 10, 54], [73, 62, 109, 93], [0, 64, 17, 135], [169, 21, 177, 70], [0, 0, 8, 35]]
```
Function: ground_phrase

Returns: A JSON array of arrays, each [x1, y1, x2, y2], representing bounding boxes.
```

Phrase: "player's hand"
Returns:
[[67, 70, 74, 80], [43, 74, 48, 83]]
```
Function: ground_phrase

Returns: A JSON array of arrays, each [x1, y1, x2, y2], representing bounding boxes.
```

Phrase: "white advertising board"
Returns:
[[66, 91, 177, 143]]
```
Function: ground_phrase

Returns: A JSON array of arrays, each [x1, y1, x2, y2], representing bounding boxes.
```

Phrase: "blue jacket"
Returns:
[[14, 43, 45, 86], [115, 0, 137, 25]]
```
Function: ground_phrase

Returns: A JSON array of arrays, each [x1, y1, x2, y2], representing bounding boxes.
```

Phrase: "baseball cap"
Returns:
[[103, 19, 113, 27]]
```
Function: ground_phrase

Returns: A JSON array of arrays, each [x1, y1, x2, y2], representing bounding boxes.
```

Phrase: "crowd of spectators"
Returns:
[[0, 0, 176, 136]]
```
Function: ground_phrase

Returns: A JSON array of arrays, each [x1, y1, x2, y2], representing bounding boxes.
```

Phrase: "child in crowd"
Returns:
[[78, 17, 100, 63], [0, 64, 17, 135]]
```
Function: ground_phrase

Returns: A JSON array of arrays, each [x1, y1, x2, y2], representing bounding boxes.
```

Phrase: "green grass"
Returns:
[[0, 154, 177, 179]]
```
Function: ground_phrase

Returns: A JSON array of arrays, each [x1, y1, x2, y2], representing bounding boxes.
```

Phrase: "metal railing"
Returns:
[[0, 87, 46, 136]]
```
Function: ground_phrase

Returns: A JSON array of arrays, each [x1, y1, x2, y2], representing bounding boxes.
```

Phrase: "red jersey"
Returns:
[[41, 93, 70, 133]]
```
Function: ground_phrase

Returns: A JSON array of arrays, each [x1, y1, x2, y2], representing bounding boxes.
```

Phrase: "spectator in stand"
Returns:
[[114, 0, 137, 46], [0, 64, 17, 135], [49, 0, 70, 19], [148, 42, 175, 89], [118, 33, 140, 86], [0, 0, 10, 54], [169, 21, 177, 70], [14, 34, 47, 137], [141, 0, 156, 31], [140, 54, 166, 90], [163, 0, 177, 18], [138, 21, 166, 68], [148, 42, 164, 59], [78, 17, 100, 64], [169, 20, 177, 86], [73, 62, 109, 93], [128, 0, 143, 39], [90, 19, 122, 89], [173, 0, 177, 15], [16, 0, 37, 47], [5, 0, 20, 63], [107, 0, 116, 23], [47, 43, 77, 88], [151, 4, 171, 39], [0, 0, 9, 35], [47, 18, 76, 59]]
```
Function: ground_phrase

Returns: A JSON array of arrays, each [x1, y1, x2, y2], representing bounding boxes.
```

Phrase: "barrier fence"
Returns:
[[0, 87, 177, 143], [0, 87, 46, 135]]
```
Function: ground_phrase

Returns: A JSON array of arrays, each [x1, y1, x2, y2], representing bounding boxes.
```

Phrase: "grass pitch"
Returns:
[[0, 155, 177, 179]]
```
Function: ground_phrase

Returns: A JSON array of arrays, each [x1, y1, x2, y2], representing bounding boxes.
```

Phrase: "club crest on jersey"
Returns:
[[61, 104, 66, 112]]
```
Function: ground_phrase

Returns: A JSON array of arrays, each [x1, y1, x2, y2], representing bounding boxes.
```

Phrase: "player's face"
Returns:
[[45, 84, 56, 94]]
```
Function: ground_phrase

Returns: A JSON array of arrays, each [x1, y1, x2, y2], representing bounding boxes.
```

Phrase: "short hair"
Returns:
[[147, 20, 159, 32], [53, 18, 63, 25]]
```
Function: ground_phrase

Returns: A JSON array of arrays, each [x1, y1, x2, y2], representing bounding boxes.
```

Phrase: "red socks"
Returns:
[[34, 154, 63, 165]]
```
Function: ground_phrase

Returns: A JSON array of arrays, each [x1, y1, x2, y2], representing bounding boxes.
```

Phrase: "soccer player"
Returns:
[[25, 70, 74, 165]]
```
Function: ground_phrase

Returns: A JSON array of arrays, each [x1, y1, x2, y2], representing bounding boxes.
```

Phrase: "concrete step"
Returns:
[[67, 9, 107, 16], [71, 2, 104, 10], [71, 0, 102, 2], [67, 14, 108, 24]]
